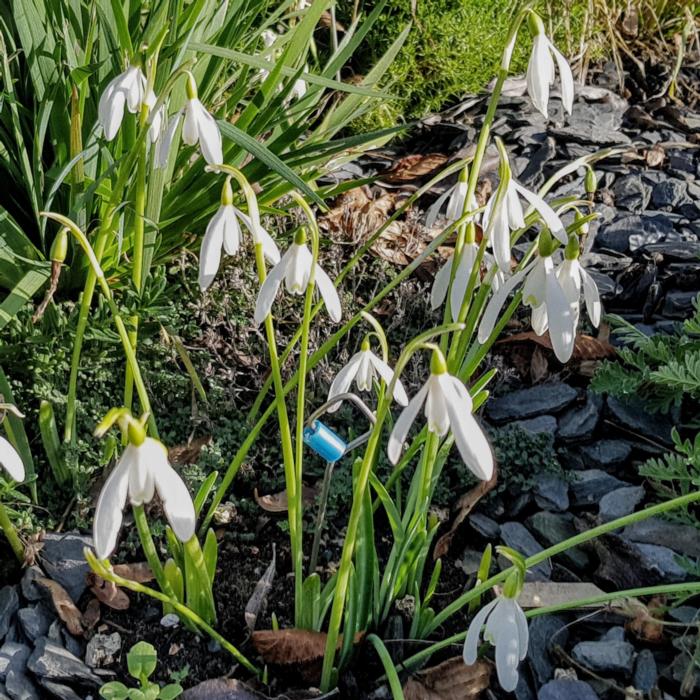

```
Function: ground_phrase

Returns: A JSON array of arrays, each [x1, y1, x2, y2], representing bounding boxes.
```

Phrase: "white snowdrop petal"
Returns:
[[522, 258, 547, 308], [445, 181, 468, 222], [355, 352, 374, 391], [315, 263, 342, 323], [431, 255, 453, 311], [514, 599, 529, 660], [424, 377, 450, 436], [153, 461, 196, 543], [199, 208, 226, 291], [550, 40, 575, 114], [93, 455, 130, 559], [156, 112, 182, 169], [0, 436, 25, 482], [253, 250, 291, 325], [478, 267, 529, 343], [369, 353, 409, 406], [194, 101, 223, 165], [545, 265, 575, 362], [182, 100, 199, 146], [327, 352, 363, 412], [491, 209, 512, 273], [512, 182, 567, 244], [580, 268, 602, 327], [505, 183, 526, 230], [387, 383, 429, 465], [463, 598, 499, 665], [102, 89, 127, 142], [527, 34, 554, 118], [222, 206, 241, 256], [286, 244, 311, 294], [530, 303, 549, 336], [449, 244, 478, 322]]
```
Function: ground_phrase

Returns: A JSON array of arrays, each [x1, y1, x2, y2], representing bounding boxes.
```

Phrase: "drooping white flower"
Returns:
[[155, 112, 182, 169], [0, 436, 24, 482], [463, 594, 529, 692], [387, 350, 493, 480], [482, 166, 567, 273], [199, 179, 281, 290], [526, 14, 574, 119], [327, 339, 408, 412], [478, 248, 575, 363], [425, 178, 478, 229], [145, 91, 166, 144], [254, 230, 341, 324], [93, 436, 195, 559], [182, 73, 223, 166], [291, 75, 308, 101], [556, 255, 601, 330], [98, 65, 147, 141]]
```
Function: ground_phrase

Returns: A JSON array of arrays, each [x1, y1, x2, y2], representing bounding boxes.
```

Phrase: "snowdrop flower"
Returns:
[[183, 73, 223, 166], [463, 590, 528, 692], [155, 112, 182, 169], [387, 349, 493, 480], [526, 12, 574, 119], [98, 65, 147, 141], [199, 178, 280, 290], [144, 91, 166, 144], [483, 149, 567, 272], [556, 237, 601, 330], [478, 235, 575, 362], [327, 338, 408, 412], [254, 228, 341, 324], [425, 171, 478, 229], [0, 436, 24, 482], [93, 423, 195, 560], [291, 75, 308, 101]]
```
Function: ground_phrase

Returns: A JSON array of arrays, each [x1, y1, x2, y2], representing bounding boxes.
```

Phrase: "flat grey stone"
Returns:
[[613, 174, 651, 213], [468, 513, 500, 539], [633, 648, 658, 693], [17, 605, 55, 644], [40, 533, 93, 603], [512, 415, 558, 435], [533, 475, 569, 512], [499, 522, 551, 580], [579, 439, 632, 468], [663, 290, 697, 319], [526, 511, 589, 570], [84, 633, 121, 669], [5, 668, 40, 700], [0, 589, 19, 642], [570, 470, 628, 507], [606, 396, 673, 446], [37, 679, 84, 700], [597, 213, 675, 252], [487, 384, 577, 423], [558, 393, 602, 442], [636, 543, 687, 582], [0, 644, 30, 683], [599, 486, 645, 522], [527, 615, 568, 684], [623, 517, 700, 558], [571, 639, 635, 674], [538, 679, 599, 700], [27, 638, 99, 687], [19, 570, 43, 605]]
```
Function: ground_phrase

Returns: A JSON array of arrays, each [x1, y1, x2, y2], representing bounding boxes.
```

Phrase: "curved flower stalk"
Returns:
[[327, 338, 408, 411], [483, 145, 567, 272], [0, 436, 24, 482], [183, 73, 223, 166], [478, 235, 575, 362], [254, 228, 342, 324], [463, 581, 528, 692], [557, 237, 601, 329], [199, 178, 280, 290], [526, 12, 574, 119], [93, 411, 195, 560], [387, 348, 493, 480], [98, 65, 147, 141]]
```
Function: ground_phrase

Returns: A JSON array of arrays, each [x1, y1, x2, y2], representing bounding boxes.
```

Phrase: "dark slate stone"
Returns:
[[599, 486, 645, 522], [668, 606, 699, 624], [4, 668, 40, 700], [613, 174, 651, 213], [571, 639, 635, 674], [633, 648, 658, 693], [514, 673, 536, 700], [17, 605, 55, 644], [538, 679, 599, 700], [519, 137, 557, 187], [0, 683, 8, 700], [27, 638, 100, 687], [652, 178, 688, 209], [527, 614, 569, 684], [36, 678, 83, 700], [644, 240, 700, 260], [597, 213, 675, 252], [512, 415, 558, 435], [499, 522, 551, 580], [663, 290, 697, 319], [636, 543, 687, 582], [0, 589, 19, 642], [19, 570, 43, 605], [579, 439, 632, 469], [606, 396, 674, 446], [39, 533, 93, 603], [487, 384, 577, 423], [558, 393, 602, 442], [526, 511, 589, 570], [533, 475, 569, 512], [468, 513, 500, 540], [600, 626, 626, 642], [667, 149, 697, 175], [570, 470, 628, 507], [623, 517, 700, 558], [0, 643, 31, 683]]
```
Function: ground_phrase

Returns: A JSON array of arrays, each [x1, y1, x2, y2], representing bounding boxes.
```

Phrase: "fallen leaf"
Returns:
[[181, 678, 267, 699], [382, 153, 448, 183], [434, 468, 498, 559], [36, 577, 84, 636], [498, 581, 611, 610], [497, 331, 616, 360], [627, 595, 665, 643], [82, 597, 101, 633], [254, 485, 318, 513], [245, 544, 276, 632], [168, 435, 212, 465], [88, 562, 154, 610], [252, 628, 362, 666], [112, 562, 155, 582], [403, 657, 492, 699], [530, 345, 549, 383], [645, 144, 665, 168]]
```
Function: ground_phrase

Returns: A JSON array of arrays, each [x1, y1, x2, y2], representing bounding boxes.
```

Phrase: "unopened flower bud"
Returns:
[[50, 228, 68, 264], [585, 167, 597, 195]]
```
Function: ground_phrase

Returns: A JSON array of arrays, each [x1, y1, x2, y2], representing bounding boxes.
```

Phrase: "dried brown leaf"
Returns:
[[530, 345, 549, 383], [433, 468, 498, 559], [645, 144, 665, 168], [112, 562, 155, 583], [82, 597, 101, 633], [36, 576, 84, 636], [403, 657, 492, 699], [497, 331, 616, 360], [245, 544, 276, 632], [181, 678, 267, 699], [168, 435, 212, 466], [504, 581, 609, 610], [87, 562, 154, 610], [254, 485, 318, 513], [627, 595, 665, 643]]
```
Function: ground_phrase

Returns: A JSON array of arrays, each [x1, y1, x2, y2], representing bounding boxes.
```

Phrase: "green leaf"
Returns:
[[193, 471, 218, 517], [203, 528, 218, 586], [0, 265, 50, 333], [99, 681, 130, 700], [109, 0, 133, 55], [127, 642, 158, 681], [39, 400, 69, 484], [158, 684, 183, 700], [217, 121, 325, 209]]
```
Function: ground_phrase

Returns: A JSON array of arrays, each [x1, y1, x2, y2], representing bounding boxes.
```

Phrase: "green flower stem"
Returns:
[[426, 489, 700, 636], [0, 501, 23, 562], [132, 504, 175, 598], [84, 548, 259, 675], [400, 581, 700, 674], [367, 634, 406, 700], [41, 213, 157, 437], [320, 325, 462, 691]]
